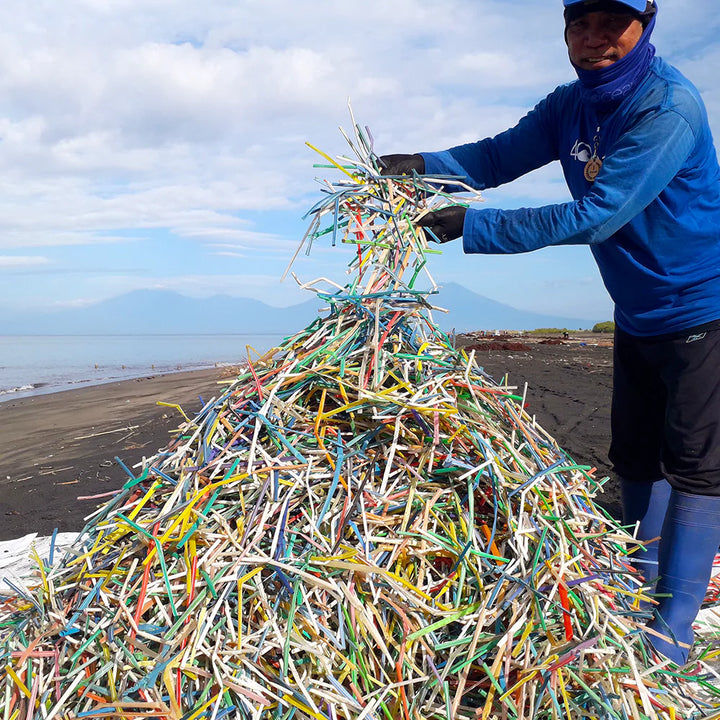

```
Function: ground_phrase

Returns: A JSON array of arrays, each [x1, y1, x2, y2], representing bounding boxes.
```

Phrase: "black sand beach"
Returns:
[[0, 368, 228, 540], [0, 337, 618, 541]]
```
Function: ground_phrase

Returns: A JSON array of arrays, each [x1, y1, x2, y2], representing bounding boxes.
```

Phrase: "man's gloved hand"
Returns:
[[379, 154, 425, 176], [417, 206, 467, 244]]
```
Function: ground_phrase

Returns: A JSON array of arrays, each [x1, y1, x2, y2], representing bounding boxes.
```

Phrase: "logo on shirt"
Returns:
[[571, 139, 593, 163]]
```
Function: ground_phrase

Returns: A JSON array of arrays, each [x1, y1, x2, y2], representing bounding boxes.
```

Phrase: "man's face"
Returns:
[[567, 11, 644, 70]]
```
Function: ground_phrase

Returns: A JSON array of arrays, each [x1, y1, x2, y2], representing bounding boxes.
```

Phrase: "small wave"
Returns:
[[0, 383, 46, 396]]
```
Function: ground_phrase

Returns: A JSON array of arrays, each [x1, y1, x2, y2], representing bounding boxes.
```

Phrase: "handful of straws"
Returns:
[[2, 114, 719, 720]]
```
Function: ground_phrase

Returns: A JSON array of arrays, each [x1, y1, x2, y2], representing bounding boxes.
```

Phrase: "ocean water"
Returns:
[[0, 334, 287, 402]]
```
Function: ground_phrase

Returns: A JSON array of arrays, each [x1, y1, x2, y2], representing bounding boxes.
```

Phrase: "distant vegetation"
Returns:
[[592, 321, 615, 333], [528, 328, 572, 335]]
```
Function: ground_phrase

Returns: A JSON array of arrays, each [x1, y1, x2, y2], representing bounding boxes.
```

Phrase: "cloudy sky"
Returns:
[[1, 0, 717, 324]]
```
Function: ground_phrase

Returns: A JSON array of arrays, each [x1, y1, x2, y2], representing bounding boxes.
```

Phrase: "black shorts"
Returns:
[[610, 321, 720, 495]]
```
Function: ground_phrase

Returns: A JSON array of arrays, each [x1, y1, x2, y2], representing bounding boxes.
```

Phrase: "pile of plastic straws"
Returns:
[[2, 113, 720, 720]]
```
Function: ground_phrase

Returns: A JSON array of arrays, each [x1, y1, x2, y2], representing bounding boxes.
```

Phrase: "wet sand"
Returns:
[[0, 368, 230, 540], [0, 337, 619, 541]]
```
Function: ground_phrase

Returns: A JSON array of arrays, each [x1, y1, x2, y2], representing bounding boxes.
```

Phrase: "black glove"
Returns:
[[417, 206, 467, 243], [379, 154, 425, 176]]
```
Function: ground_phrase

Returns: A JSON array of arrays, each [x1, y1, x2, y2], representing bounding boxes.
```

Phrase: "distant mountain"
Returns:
[[0, 285, 594, 336], [430, 283, 594, 332], [0, 290, 323, 336]]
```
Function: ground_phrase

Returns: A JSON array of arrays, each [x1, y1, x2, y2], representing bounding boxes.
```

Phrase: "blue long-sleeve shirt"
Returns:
[[422, 57, 720, 337]]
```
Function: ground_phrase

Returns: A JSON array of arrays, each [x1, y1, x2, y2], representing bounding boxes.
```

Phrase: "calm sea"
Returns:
[[0, 334, 287, 402]]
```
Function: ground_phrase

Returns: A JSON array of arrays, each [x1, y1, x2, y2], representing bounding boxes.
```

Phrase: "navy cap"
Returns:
[[564, 0, 657, 25], [564, 0, 648, 10]]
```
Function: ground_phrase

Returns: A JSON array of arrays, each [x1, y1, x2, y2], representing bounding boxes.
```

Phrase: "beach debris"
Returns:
[[2, 113, 720, 720]]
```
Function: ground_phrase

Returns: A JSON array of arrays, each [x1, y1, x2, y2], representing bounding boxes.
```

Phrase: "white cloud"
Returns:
[[0, 255, 50, 268], [0, 0, 714, 319]]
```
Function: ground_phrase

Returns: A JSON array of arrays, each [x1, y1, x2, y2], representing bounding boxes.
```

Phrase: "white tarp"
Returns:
[[0, 531, 78, 595]]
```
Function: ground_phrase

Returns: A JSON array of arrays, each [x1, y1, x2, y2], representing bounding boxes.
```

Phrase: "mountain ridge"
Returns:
[[1, 284, 597, 335]]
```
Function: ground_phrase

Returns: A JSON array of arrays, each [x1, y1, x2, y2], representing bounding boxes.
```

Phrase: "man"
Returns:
[[381, 0, 720, 665]]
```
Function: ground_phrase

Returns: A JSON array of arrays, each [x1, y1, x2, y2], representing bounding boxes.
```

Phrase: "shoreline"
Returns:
[[0, 362, 238, 404], [0, 332, 284, 403]]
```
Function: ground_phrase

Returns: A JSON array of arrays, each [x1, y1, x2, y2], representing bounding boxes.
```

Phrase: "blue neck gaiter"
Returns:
[[572, 14, 657, 111]]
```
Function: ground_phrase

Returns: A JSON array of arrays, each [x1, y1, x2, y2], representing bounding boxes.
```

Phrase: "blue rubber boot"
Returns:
[[620, 478, 671, 585], [647, 490, 720, 665]]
